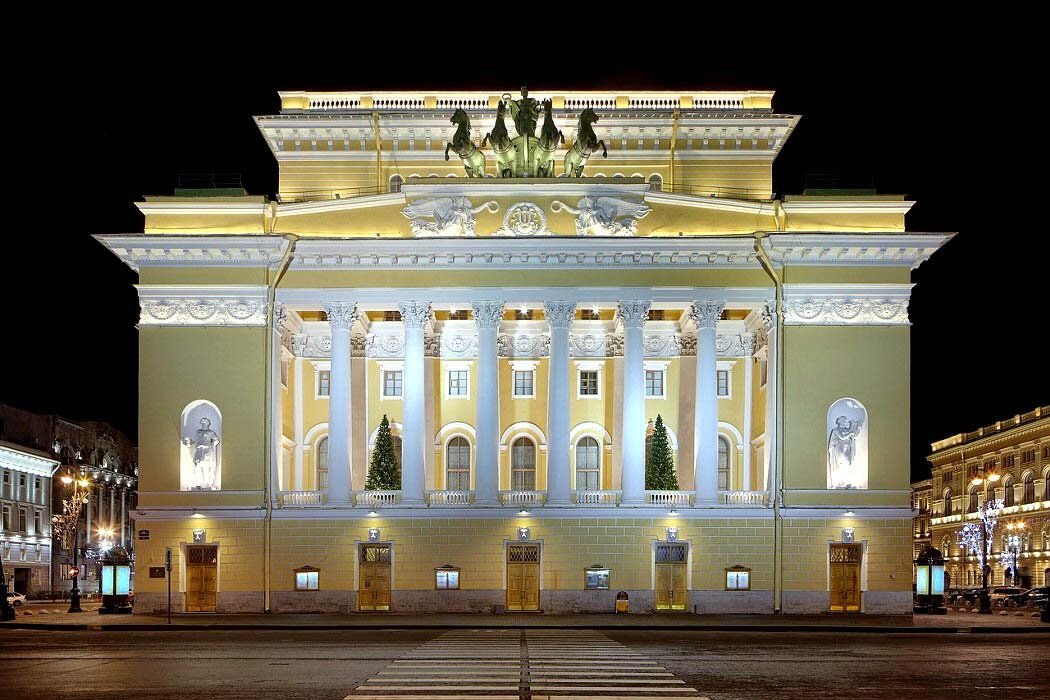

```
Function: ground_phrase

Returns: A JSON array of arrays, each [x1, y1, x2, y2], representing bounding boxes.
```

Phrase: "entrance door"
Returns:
[[506, 543, 540, 611], [358, 544, 392, 611], [13, 568, 30, 595], [655, 543, 688, 611], [829, 543, 862, 612], [185, 545, 218, 612]]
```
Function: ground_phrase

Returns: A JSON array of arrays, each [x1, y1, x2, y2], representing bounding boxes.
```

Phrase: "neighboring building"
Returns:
[[0, 440, 58, 596], [98, 87, 952, 615], [911, 478, 932, 581], [0, 405, 138, 594], [928, 406, 1050, 590]]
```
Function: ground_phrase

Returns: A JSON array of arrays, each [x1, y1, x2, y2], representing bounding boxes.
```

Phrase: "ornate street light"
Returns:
[[1005, 522, 1026, 587], [51, 473, 92, 613], [958, 472, 1001, 614]]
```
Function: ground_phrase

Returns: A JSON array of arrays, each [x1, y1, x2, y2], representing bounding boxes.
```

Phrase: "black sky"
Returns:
[[4, 20, 1046, 480]]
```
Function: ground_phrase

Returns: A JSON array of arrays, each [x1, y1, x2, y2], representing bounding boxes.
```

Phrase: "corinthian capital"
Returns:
[[272, 302, 288, 332], [689, 300, 725, 330], [543, 301, 577, 329], [323, 302, 358, 330], [761, 303, 777, 332], [398, 301, 432, 329], [472, 301, 505, 330], [616, 300, 651, 329]]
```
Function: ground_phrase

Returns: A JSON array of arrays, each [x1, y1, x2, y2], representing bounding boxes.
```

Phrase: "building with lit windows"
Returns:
[[927, 406, 1050, 590], [97, 88, 951, 615]]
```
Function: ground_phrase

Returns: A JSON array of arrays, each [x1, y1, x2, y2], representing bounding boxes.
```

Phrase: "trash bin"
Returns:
[[615, 590, 629, 614]]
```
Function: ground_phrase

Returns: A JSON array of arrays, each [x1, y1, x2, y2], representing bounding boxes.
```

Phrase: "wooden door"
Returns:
[[506, 544, 540, 611], [829, 544, 862, 612], [185, 545, 218, 612], [655, 543, 688, 611], [358, 545, 391, 611]]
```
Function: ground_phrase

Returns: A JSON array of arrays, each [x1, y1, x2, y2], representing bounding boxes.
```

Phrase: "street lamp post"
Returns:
[[969, 471, 1001, 615], [51, 473, 92, 614], [1005, 522, 1026, 587]]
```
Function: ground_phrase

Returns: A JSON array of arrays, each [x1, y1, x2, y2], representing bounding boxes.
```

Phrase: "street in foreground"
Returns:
[[1, 628, 1047, 700]]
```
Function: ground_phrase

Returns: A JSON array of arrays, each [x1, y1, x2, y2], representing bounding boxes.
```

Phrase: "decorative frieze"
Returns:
[[368, 331, 406, 358], [498, 332, 551, 358], [568, 333, 609, 357], [137, 286, 270, 327], [782, 285, 912, 326], [438, 333, 477, 358]]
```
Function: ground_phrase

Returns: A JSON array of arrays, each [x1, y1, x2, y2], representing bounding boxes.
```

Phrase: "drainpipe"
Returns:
[[753, 228, 784, 613], [263, 229, 298, 613]]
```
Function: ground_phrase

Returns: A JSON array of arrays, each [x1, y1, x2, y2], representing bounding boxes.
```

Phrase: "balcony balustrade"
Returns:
[[571, 490, 622, 506], [353, 490, 401, 508], [426, 490, 474, 506], [500, 490, 547, 507], [279, 490, 327, 507], [646, 490, 694, 507], [718, 490, 768, 506]]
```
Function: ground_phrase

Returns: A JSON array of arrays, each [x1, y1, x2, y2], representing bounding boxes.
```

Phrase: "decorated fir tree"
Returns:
[[366, 414, 401, 490], [645, 414, 678, 490]]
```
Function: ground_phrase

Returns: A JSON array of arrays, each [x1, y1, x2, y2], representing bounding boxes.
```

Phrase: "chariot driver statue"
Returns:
[[504, 86, 540, 138], [183, 417, 220, 489]]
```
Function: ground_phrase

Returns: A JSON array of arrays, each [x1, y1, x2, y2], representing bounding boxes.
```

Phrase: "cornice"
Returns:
[[763, 232, 954, 269], [135, 201, 270, 217], [276, 192, 406, 217], [928, 419, 1050, 463], [95, 235, 290, 272], [136, 285, 270, 327], [644, 191, 775, 215], [782, 283, 913, 326], [0, 443, 60, 476], [780, 200, 915, 216]]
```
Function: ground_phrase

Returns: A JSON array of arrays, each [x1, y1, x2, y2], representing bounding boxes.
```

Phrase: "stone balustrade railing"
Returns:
[[500, 490, 547, 507], [718, 490, 768, 506], [279, 490, 326, 506], [572, 490, 622, 506], [426, 490, 474, 506], [646, 491, 693, 507], [353, 490, 401, 508]]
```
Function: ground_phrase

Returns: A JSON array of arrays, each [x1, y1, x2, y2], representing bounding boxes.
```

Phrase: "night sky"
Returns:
[[4, 26, 1045, 481]]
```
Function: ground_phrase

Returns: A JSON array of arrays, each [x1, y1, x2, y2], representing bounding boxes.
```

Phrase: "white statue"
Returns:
[[826, 397, 868, 490], [401, 197, 498, 237], [550, 197, 651, 236], [183, 417, 220, 490]]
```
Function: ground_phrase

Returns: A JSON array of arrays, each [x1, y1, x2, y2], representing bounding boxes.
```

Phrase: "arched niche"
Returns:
[[180, 400, 222, 491], [827, 397, 868, 489]]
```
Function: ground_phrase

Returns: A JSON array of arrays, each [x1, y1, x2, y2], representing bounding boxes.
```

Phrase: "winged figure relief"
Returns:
[[550, 197, 652, 236], [401, 197, 499, 237]]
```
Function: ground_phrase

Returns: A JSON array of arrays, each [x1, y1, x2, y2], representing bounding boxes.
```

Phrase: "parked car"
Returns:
[[946, 587, 982, 605], [5, 592, 26, 607], [989, 586, 1026, 606], [1003, 587, 1050, 608]]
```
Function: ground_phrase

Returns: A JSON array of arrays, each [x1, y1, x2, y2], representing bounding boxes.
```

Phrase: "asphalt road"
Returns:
[[1, 628, 1047, 700]]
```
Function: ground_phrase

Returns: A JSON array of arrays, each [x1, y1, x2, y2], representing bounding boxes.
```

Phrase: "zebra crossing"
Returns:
[[344, 628, 707, 699]]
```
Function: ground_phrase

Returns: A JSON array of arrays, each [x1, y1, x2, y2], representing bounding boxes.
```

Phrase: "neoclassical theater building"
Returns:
[[99, 88, 951, 615]]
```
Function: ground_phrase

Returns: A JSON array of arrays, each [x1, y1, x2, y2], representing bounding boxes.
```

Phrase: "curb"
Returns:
[[3, 621, 1049, 634]]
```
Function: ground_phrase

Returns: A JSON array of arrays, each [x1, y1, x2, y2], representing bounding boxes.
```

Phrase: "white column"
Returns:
[[618, 300, 650, 504], [544, 301, 576, 505], [109, 486, 116, 527], [472, 301, 504, 505], [293, 355, 305, 490], [691, 299, 725, 504], [120, 489, 126, 546], [323, 302, 357, 505], [270, 303, 287, 501], [399, 301, 431, 505], [761, 304, 778, 497], [741, 333, 755, 491]]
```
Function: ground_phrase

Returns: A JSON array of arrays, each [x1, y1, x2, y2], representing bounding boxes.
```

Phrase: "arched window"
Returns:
[[575, 437, 600, 490], [1001, 476, 1014, 507], [446, 436, 471, 491], [389, 174, 404, 193], [317, 437, 329, 490], [968, 485, 979, 513], [511, 437, 536, 490], [717, 436, 730, 490], [1044, 468, 1050, 501], [648, 174, 663, 192], [1022, 472, 1036, 503], [943, 489, 953, 516]]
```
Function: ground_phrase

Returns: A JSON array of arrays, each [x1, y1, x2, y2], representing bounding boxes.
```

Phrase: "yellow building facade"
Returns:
[[928, 407, 1050, 590], [99, 88, 951, 615]]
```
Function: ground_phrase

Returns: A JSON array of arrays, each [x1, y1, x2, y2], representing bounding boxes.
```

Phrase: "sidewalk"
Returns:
[[3, 607, 1047, 633]]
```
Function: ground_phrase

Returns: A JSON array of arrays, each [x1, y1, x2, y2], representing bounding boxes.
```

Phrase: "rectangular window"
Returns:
[[295, 569, 320, 591], [585, 568, 610, 590], [579, 370, 599, 396], [1003, 454, 1016, 468], [435, 568, 460, 589], [33, 511, 41, 535], [716, 370, 730, 397], [384, 310, 402, 322], [725, 567, 751, 590], [645, 369, 664, 398], [318, 370, 331, 397], [1021, 449, 1036, 463], [1, 505, 10, 531], [447, 369, 469, 397], [580, 309, 600, 320], [513, 370, 535, 397], [18, 508, 28, 533], [383, 370, 403, 397]]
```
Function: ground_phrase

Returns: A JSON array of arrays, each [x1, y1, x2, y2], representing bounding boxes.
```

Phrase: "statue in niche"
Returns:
[[183, 417, 220, 490], [826, 398, 868, 489]]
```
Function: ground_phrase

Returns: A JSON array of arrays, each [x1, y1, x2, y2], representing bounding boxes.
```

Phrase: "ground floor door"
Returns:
[[358, 544, 392, 611], [185, 545, 218, 612], [506, 543, 540, 611], [655, 543, 688, 611], [829, 543, 862, 612], [13, 568, 30, 595]]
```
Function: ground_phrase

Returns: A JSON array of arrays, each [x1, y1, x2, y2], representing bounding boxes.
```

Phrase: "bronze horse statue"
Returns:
[[563, 108, 607, 177], [535, 99, 564, 178], [482, 101, 515, 179], [445, 108, 486, 178]]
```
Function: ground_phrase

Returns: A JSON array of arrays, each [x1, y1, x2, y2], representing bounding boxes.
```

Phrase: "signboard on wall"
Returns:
[[137, 529, 150, 540], [149, 567, 166, 579]]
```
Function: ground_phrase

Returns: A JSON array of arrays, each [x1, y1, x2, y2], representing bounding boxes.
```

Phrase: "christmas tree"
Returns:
[[366, 414, 401, 490], [645, 414, 678, 490]]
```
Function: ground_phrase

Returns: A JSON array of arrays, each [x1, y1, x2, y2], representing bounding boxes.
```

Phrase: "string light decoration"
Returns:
[[956, 498, 1002, 572]]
